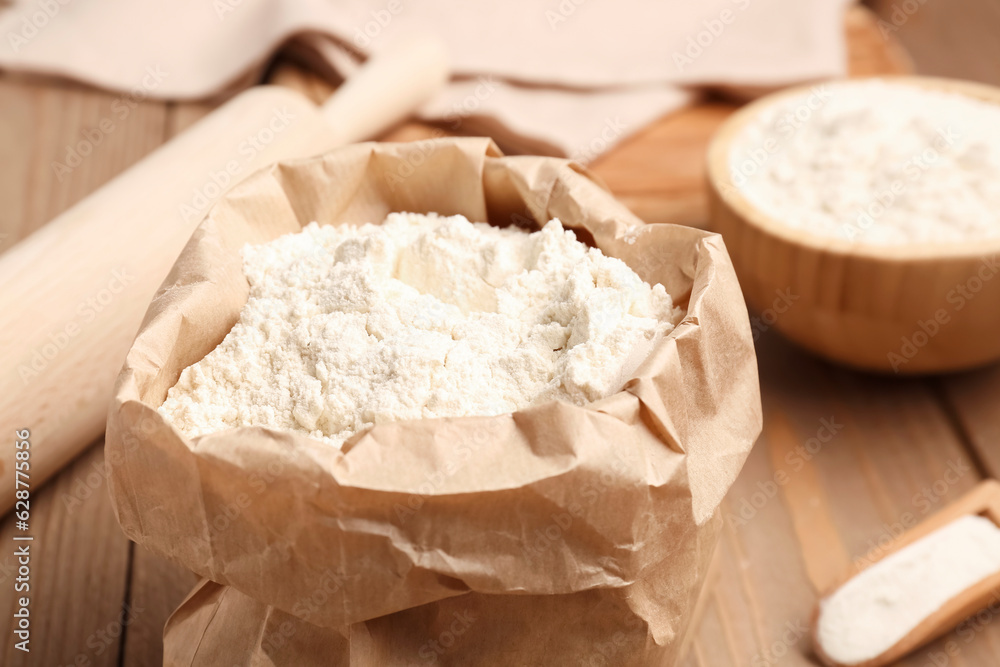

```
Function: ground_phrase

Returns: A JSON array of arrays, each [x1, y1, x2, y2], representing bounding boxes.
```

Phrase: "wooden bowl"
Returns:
[[707, 76, 1000, 374]]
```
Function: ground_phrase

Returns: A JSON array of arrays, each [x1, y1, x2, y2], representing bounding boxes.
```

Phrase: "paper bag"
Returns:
[[105, 137, 761, 665]]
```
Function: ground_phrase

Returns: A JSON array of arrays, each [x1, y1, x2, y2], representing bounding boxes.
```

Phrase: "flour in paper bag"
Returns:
[[159, 212, 681, 447]]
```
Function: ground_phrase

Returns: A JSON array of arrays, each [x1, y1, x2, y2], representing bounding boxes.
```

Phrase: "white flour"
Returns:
[[730, 80, 1000, 245], [816, 515, 1000, 665], [159, 213, 680, 447]]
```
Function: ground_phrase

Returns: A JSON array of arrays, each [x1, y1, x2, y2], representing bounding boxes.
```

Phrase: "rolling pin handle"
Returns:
[[320, 34, 450, 145]]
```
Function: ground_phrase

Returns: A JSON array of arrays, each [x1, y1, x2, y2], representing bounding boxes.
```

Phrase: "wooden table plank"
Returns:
[[0, 75, 171, 667], [0, 443, 130, 666], [868, 0, 1000, 86], [0, 78, 35, 252], [941, 368, 1000, 479], [122, 549, 199, 667], [680, 335, 1000, 665], [0, 76, 168, 244]]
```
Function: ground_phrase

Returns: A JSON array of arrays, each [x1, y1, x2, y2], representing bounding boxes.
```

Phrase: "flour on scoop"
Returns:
[[816, 515, 1000, 664]]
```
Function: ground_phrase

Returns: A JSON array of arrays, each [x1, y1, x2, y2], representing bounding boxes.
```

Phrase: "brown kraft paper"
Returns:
[[104, 137, 762, 665]]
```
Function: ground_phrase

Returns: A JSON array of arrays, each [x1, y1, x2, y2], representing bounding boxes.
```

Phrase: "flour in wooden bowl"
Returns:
[[730, 80, 1000, 245], [159, 212, 681, 447]]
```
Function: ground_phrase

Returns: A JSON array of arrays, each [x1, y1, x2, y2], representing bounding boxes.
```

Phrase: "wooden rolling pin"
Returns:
[[0, 36, 448, 513]]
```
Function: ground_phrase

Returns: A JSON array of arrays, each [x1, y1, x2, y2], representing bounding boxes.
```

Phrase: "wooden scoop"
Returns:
[[0, 35, 448, 513], [813, 480, 1000, 667]]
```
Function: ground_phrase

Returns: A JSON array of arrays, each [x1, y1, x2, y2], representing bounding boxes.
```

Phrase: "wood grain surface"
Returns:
[[1, 5, 999, 666]]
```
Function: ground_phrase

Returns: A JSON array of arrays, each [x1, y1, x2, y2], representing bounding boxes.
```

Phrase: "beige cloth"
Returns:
[[0, 0, 847, 159]]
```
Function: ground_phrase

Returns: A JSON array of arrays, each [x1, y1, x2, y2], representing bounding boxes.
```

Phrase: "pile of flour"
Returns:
[[159, 213, 680, 447], [816, 515, 1000, 664], [730, 80, 1000, 245]]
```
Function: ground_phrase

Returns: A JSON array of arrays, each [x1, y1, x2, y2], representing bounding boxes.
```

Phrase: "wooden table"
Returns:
[[2, 6, 999, 666]]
